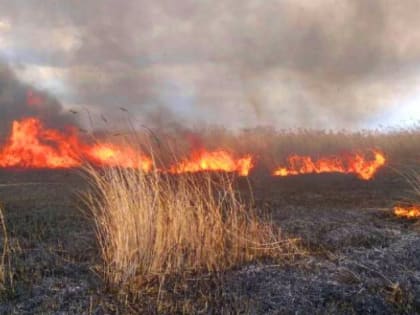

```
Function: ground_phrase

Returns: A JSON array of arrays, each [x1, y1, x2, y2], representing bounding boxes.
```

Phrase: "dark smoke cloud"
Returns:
[[0, 0, 419, 129], [0, 63, 77, 137]]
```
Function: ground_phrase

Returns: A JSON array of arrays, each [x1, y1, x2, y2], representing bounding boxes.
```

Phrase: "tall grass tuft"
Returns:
[[83, 164, 297, 291]]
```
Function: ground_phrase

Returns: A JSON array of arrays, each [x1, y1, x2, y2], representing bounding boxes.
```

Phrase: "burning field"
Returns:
[[0, 116, 388, 180], [0, 61, 419, 314], [0, 103, 419, 314], [3, 1, 420, 313]]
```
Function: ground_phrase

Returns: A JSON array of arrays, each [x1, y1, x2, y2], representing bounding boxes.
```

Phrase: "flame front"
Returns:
[[0, 117, 389, 179], [87, 143, 152, 172], [0, 118, 152, 170], [169, 149, 253, 176], [0, 118, 252, 175], [393, 205, 420, 219], [0, 118, 81, 168], [273, 150, 386, 180]]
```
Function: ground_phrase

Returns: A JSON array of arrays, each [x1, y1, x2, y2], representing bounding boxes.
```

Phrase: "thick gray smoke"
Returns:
[[0, 0, 419, 129], [0, 63, 77, 137]]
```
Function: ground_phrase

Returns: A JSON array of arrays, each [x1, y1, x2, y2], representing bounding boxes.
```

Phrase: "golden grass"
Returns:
[[83, 164, 298, 291], [81, 124, 420, 295]]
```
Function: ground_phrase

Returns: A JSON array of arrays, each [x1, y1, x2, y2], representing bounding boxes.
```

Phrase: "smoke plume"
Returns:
[[0, 63, 77, 137], [0, 1, 419, 129]]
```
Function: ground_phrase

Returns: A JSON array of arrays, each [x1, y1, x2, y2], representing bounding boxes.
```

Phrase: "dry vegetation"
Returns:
[[405, 170, 420, 201], [395, 169, 420, 221], [0, 127, 419, 314], [83, 164, 299, 294], [108, 123, 420, 172], [0, 202, 13, 294], [71, 125, 420, 309]]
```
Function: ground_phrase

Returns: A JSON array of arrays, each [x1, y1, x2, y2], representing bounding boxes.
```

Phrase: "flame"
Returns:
[[273, 150, 386, 180], [87, 143, 152, 171], [0, 117, 152, 170], [169, 149, 253, 176], [393, 205, 420, 219], [0, 118, 80, 168], [0, 118, 249, 175], [0, 117, 389, 180]]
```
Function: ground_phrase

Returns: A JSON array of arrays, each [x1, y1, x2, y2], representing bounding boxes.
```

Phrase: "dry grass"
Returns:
[[393, 168, 420, 220], [406, 169, 420, 199], [112, 124, 420, 172], [83, 164, 298, 292], [224, 126, 420, 169], [0, 202, 13, 293], [398, 168, 420, 205]]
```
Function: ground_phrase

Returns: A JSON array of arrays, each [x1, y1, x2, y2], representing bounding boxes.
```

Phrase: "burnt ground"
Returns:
[[0, 169, 419, 314]]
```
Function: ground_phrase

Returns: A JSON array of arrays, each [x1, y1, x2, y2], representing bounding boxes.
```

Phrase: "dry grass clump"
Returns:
[[83, 165, 297, 291]]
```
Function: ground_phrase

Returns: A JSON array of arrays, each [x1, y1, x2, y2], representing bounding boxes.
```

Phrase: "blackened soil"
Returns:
[[0, 169, 418, 314]]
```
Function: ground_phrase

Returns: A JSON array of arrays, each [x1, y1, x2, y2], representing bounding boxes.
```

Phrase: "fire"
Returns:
[[169, 149, 253, 176], [0, 117, 152, 170], [0, 118, 81, 168], [393, 205, 420, 219], [0, 117, 389, 179], [273, 150, 386, 180], [0, 118, 249, 175], [87, 143, 152, 171]]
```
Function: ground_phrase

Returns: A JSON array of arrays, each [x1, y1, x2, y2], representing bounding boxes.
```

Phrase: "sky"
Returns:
[[0, 0, 419, 130]]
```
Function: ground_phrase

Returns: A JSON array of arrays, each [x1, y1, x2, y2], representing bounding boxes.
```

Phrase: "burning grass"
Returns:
[[393, 169, 420, 220], [393, 205, 420, 219], [83, 165, 298, 293], [2, 116, 420, 183], [272, 149, 386, 180]]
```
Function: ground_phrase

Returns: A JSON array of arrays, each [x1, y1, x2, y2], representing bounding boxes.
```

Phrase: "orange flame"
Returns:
[[273, 150, 386, 180], [0, 117, 152, 170], [169, 149, 253, 176], [393, 205, 420, 219], [0, 118, 81, 168], [0, 118, 250, 175], [0, 117, 389, 180], [87, 143, 152, 172]]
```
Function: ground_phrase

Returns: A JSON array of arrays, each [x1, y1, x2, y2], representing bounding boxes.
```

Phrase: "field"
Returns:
[[0, 129, 419, 314], [3, 1, 420, 313]]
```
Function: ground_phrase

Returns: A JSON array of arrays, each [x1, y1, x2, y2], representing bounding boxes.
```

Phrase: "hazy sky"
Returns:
[[0, 0, 419, 130]]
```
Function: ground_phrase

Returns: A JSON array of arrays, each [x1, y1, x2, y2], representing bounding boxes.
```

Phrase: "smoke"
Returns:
[[0, 63, 77, 137], [0, 1, 419, 129]]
